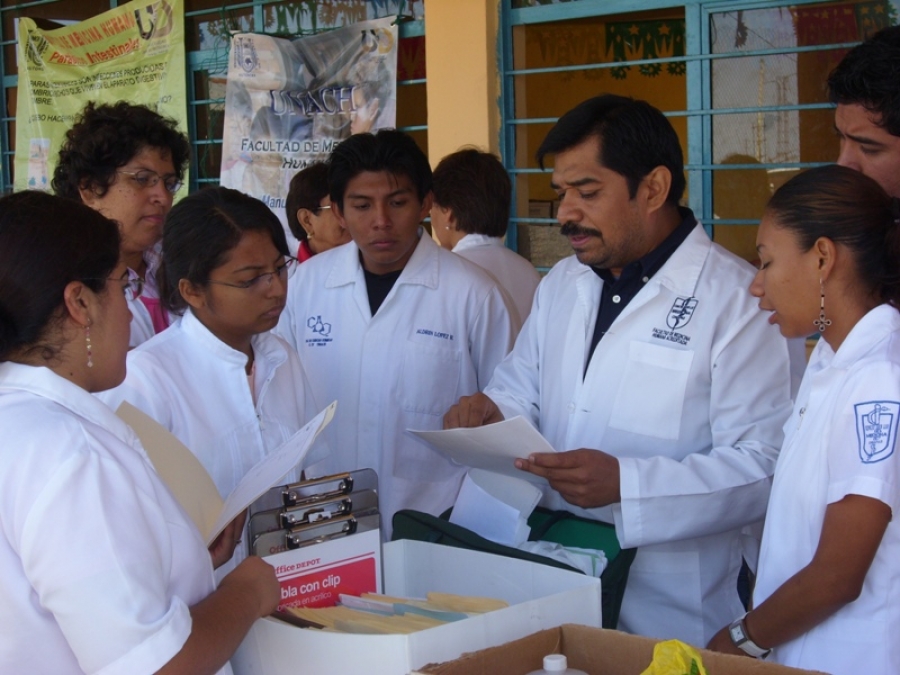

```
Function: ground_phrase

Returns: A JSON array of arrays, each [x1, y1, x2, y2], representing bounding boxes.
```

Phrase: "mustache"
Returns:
[[559, 222, 601, 238]]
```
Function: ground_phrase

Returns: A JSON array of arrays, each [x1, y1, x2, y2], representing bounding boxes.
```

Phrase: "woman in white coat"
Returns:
[[431, 148, 540, 333], [708, 165, 900, 674], [53, 101, 191, 347], [0, 191, 277, 674], [100, 188, 326, 521]]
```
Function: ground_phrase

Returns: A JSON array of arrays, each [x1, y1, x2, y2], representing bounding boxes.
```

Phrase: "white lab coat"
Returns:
[[100, 310, 328, 501], [0, 362, 225, 675], [452, 233, 541, 334], [485, 223, 798, 646], [753, 304, 900, 674], [276, 232, 514, 535]]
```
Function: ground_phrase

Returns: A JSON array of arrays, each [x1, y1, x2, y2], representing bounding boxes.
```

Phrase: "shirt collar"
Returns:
[[0, 361, 137, 445], [593, 206, 697, 284]]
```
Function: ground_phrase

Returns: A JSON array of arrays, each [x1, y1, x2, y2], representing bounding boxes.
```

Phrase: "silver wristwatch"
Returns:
[[728, 613, 771, 659]]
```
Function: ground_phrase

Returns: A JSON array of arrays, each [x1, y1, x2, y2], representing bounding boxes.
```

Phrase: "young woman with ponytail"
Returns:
[[707, 164, 900, 674]]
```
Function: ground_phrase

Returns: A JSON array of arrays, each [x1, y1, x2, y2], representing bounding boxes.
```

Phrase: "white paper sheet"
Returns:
[[449, 470, 542, 546], [118, 400, 336, 544], [407, 416, 556, 485]]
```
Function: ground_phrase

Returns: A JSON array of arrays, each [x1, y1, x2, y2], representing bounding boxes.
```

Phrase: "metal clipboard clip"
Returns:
[[251, 509, 380, 557], [249, 468, 379, 515]]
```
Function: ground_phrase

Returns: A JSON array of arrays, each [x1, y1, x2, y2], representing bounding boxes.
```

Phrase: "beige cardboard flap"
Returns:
[[117, 401, 223, 541], [117, 400, 337, 545]]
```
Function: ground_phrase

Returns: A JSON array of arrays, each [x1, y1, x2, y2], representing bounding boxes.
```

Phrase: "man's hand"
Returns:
[[515, 449, 621, 508], [208, 509, 248, 570], [443, 392, 505, 429]]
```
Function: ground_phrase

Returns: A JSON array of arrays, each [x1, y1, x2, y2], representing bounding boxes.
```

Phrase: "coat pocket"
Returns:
[[398, 340, 462, 416], [608, 341, 694, 441]]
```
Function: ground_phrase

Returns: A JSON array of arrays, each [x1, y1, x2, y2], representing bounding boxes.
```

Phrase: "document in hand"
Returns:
[[116, 400, 336, 545], [407, 416, 556, 485]]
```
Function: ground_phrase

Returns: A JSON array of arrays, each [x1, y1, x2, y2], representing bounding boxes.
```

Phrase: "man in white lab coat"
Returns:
[[445, 95, 799, 646], [828, 25, 900, 198], [276, 130, 514, 536]]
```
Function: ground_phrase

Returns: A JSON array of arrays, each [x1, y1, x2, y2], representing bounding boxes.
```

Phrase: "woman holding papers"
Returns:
[[99, 187, 327, 532], [0, 191, 277, 674], [707, 166, 900, 674]]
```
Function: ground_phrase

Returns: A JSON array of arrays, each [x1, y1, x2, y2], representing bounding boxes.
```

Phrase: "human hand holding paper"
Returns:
[[409, 416, 556, 485]]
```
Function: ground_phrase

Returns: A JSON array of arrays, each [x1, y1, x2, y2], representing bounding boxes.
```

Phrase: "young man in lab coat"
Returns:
[[444, 95, 799, 646], [276, 130, 514, 536], [828, 25, 900, 198]]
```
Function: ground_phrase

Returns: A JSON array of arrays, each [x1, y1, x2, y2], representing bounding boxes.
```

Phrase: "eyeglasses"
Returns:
[[117, 169, 183, 195], [314, 205, 332, 213], [207, 257, 297, 292], [84, 275, 143, 301]]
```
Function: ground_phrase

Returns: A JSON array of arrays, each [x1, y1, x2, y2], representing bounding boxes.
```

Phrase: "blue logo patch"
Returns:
[[307, 315, 331, 337], [854, 401, 900, 463], [667, 297, 698, 330]]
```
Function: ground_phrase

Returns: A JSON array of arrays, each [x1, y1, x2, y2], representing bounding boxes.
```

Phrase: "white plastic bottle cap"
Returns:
[[544, 654, 567, 672]]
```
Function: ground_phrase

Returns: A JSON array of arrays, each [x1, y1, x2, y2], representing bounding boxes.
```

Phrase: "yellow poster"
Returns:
[[15, 0, 186, 193]]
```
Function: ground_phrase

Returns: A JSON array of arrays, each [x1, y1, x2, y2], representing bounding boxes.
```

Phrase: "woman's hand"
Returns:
[[208, 509, 247, 569]]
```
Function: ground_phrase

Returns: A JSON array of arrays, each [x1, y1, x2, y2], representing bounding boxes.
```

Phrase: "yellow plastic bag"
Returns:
[[639, 640, 709, 675]]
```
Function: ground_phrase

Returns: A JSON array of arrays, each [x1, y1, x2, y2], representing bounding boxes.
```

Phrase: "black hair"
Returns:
[[285, 162, 330, 242], [0, 191, 120, 362], [328, 129, 432, 209], [432, 148, 511, 237], [52, 101, 191, 201], [158, 187, 290, 314], [536, 94, 685, 205], [766, 164, 900, 306], [827, 25, 900, 137]]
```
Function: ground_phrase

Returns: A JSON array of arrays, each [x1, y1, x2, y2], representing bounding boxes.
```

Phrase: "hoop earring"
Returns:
[[813, 279, 832, 333], [85, 323, 93, 368]]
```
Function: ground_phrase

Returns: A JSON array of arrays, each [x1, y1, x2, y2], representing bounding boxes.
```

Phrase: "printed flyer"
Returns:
[[15, 0, 187, 194], [219, 17, 398, 230]]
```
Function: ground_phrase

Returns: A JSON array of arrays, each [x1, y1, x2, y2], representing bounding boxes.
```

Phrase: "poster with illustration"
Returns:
[[15, 0, 186, 194], [219, 17, 398, 239]]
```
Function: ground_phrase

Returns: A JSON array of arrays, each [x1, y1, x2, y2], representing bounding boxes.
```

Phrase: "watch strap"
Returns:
[[728, 613, 771, 659]]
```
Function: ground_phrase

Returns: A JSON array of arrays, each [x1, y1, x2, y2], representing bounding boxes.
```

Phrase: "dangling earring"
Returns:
[[813, 279, 832, 333], [85, 323, 93, 368]]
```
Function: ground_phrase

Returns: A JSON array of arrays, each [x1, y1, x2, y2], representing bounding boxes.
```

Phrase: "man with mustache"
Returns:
[[445, 94, 799, 647], [276, 129, 514, 536]]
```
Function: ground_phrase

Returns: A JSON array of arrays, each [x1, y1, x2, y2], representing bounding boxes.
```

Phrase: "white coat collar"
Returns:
[[452, 233, 504, 254], [565, 221, 710, 297], [179, 309, 287, 370], [324, 229, 441, 290], [810, 303, 900, 371], [0, 361, 137, 445]]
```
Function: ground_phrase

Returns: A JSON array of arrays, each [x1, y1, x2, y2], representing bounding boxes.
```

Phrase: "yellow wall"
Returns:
[[424, 0, 502, 164]]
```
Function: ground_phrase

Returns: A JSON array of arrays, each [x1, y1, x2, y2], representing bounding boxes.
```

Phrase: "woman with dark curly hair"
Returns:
[[52, 101, 191, 347]]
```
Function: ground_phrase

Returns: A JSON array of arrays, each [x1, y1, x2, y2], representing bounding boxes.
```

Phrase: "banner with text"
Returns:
[[15, 0, 186, 193], [219, 17, 398, 228]]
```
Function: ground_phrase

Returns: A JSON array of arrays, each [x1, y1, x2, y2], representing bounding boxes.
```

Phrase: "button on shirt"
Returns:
[[586, 208, 698, 369]]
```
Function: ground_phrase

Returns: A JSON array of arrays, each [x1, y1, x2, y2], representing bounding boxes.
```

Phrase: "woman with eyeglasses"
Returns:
[[99, 187, 327, 567], [284, 161, 351, 261], [0, 191, 278, 674], [52, 101, 190, 348]]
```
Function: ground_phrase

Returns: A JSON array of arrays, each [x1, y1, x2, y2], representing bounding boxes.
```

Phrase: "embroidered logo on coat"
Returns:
[[305, 315, 333, 347], [854, 401, 900, 463], [667, 297, 698, 330]]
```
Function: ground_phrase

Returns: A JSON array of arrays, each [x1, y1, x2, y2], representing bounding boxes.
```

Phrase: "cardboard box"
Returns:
[[414, 624, 826, 675], [231, 540, 602, 675]]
